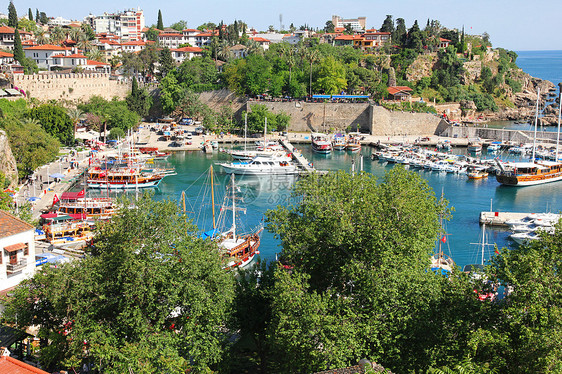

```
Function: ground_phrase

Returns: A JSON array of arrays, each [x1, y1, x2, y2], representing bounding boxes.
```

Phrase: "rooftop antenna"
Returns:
[[279, 14, 284, 31]]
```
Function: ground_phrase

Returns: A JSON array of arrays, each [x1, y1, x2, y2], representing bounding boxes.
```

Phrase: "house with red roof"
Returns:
[[0, 26, 33, 51], [0, 51, 14, 65], [387, 86, 413, 101], [158, 30, 185, 49], [171, 46, 204, 64], [120, 40, 147, 53], [0, 354, 49, 374], [181, 29, 212, 48], [0, 211, 36, 294], [439, 38, 451, 49], [23, 44, 72, 70], [249, 37, 270, 50]]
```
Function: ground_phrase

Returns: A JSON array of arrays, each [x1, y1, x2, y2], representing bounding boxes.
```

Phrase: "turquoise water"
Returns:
[[130, 146, 562, 270]]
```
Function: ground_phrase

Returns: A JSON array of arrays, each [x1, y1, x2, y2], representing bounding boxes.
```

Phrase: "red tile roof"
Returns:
[[121, 41, 146, 46], [439, 38, 451, 42], [0, 210, 33, 239], [172, 46, 203, 53], [51, 53, 87, 58], [250, 37, 270, 43], [0, 356, 49, 374], [196, 32, 213, 37], [387, 86, 413, 95], [159, 33, 183, 38], [182, 29, 200, 33], [0, 51, 13, 58], [87, 60, 109, 66], [0, 26, 31, 35], [24, 44, 70, 51]]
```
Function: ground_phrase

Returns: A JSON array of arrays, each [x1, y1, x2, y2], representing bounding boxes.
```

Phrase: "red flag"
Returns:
[[77, 189, 85, 197], [495, 249, 500, 255], [441, 235, 447, 243], [53, 194, 59, 205]]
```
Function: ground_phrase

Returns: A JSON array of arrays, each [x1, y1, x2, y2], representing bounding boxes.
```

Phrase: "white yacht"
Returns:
[[219, 155, 299, 175]]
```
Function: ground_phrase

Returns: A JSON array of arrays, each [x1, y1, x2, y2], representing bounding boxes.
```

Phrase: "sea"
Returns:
[[101, 51, 562, 270]]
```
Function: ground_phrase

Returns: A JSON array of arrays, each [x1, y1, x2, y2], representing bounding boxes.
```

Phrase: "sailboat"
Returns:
[[430, 195, 455, 273], [496, 88, 562, 186], [463, 223, 494, 273], [198, 167, 263, 270], [229, 116, 285, 160]]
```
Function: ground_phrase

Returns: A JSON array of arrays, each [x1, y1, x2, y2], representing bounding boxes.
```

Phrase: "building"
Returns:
[[84, 9, 144, 42], [332, 15, 366, 32], [0, 211, 36, 294], [0, 26, 33, 51], [24, 46, 110, 72], [158, 30, 185, 49], [24, 44, 72, 69], [387, 86, 413, 101], [356, 31, 391, 49], [120, 40, 147, 53], [171, 46, 204, 64], [229, 44, 247, 59], [0, 51, 14, 65], [439, 38, 451, 49], [249, 37, 270, 50], [48, 16, 73, 26], [182, 29, 212, 48], [0, 354, 49, 374]]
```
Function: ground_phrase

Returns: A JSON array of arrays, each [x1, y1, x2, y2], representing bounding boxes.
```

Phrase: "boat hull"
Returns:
[[220, 164, 299, 175], [496, 172, 562, 186], [87, 179, 163, 189]]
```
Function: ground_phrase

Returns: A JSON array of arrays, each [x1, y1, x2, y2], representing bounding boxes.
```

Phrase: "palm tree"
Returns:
[[66, 108, 84, 134], [34, 29, 48, 45], [217, 40, 231, 61], [68, 28, 83, 43], [245, 39, 261, 56], [305, 49, 320, 97], [77, 33, 93, 52], [49, 27, 65, 45], [86, 47, 104, 62]]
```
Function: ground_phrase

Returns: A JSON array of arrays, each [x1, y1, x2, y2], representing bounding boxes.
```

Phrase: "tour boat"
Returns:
[[311, 133, 333, 154], [467, 170, 489, 180], [467, 138, 483, 153], [496, 88, 562, 186], [346, 133, 362, 153], [42, 219, 95, 246], [431, 195, 455, 274], [332, 133, 346, 151], [87, 167, 174, 189], [219, 155, 298, 175]]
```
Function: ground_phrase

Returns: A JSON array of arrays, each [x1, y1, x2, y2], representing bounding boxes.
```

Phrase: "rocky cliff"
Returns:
[[0, 129, 18, 187]]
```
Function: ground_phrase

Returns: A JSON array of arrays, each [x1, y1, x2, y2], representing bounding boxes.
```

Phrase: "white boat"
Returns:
[[219, 155, 299, 175], [487, 142, 501, 152], [311, 133, 333, 154], [510, 231, 541, 245], [332, 133, 346, 151], [431, 196, 455, 273]]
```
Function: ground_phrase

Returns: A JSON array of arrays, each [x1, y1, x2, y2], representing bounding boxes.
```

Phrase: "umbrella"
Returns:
[[49, 173, 65, 179], [27, 196, 40, 202]]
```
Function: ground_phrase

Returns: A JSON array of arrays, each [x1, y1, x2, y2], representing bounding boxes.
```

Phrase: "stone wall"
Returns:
[[0, 129, 18, 187], [247, 101, 371, 133], [13, 73, 131, 102], [371, 106, 445, 136]]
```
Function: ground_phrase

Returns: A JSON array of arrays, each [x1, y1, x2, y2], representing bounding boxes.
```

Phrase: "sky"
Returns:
[[9, 0, 562, 51]]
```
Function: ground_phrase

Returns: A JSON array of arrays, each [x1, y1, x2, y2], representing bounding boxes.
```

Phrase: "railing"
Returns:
[[7, 258, 27, 273]]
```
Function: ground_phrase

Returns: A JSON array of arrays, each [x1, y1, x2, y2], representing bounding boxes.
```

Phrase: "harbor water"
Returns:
[[119, 145, 562, 270]]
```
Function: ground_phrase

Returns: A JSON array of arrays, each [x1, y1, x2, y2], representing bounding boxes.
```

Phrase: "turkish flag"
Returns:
[[441, 236, 447, 243], [53, 194, 59, 205], [77, 189, 85, 197]]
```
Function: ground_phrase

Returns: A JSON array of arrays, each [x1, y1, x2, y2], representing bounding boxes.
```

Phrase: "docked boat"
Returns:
[[53, 191, 116, 220], [467, 138, 483, 153], [332, 133, 346, 151], [467, 170, 489, 180], [346, 133, 361, 153], [42, 219, 95, 246], [219, 155, 298, 175], [486, 142, 501, 152], [496, 88, 562, 187], [431, 200, 455, 273], [87, 166, 174, 189], [311, 133, 333, 154]]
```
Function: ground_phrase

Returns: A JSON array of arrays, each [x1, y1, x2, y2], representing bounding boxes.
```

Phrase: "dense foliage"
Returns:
[[3, 195, 235, 373], [79, 96, 141, 131]]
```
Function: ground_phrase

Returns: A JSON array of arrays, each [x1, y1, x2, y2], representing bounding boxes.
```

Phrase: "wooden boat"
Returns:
[[468, 170, 489, 180], [346, 133, 361, 153], [496, 88, 562, 186], [87, 167, 173, 189], [42, 219, 94, 246], [332, 133, 346, 151], [311, 133, 332, 154]]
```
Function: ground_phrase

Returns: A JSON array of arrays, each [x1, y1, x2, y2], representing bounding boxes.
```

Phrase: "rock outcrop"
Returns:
[[0, 129, 18, 187]]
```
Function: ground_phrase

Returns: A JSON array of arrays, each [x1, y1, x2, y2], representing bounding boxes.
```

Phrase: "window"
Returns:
[[24, 244, 28, 256], [9, 252, 16, 265]]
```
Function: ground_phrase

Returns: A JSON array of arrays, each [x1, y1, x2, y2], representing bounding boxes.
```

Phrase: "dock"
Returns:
[[479, 211, 530, 227], [280, 139, 318, 174]]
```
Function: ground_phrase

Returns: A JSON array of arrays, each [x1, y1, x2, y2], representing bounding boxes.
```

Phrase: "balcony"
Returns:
[[6, 258, 27, 274]]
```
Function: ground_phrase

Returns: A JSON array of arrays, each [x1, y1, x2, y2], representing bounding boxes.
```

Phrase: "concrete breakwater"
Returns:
[[441, 126, 561, 145]]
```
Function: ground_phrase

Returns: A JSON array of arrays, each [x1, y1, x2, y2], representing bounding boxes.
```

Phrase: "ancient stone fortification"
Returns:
[[246, 99, 444, 136], [0, 129, 18, 187], [13, 73, 131, 102]]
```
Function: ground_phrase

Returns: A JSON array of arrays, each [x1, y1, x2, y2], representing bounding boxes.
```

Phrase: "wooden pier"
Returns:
[[479, 211, 529, 227], [280, 139, 317, 174]]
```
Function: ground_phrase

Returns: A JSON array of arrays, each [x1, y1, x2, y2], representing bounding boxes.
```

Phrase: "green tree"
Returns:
[[145, 26, 159, 42], [126, 76, 152, 117], [170, 20, 187, 31], [12, 29, 23, 62], [380, 15, 395, 33], [157, 9, 164, 30], [108, 127, 125, 140], [159, 47, 175, 77], [27, 7, 32, 21], [7, 1, 17, 28], [35, 8, 39, 23], [39, 12, 48, 25], [315, 56, 347, 95], [406, 20, 424, 52], [324, 20, 335, 33], [29, 104, 74, 145], [394, 18, 407, 47], [3, 194, 235, 373]]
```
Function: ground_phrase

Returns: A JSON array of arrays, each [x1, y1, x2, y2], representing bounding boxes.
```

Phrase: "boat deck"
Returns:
[[479, 211, 531, 226]]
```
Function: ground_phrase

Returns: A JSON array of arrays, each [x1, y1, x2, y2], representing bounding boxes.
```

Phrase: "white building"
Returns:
[[48, 16, 72, 26], [182, 29, 212, 48], [158, 30, 185, 49], [24, 44, 73, 69], [25, 45, 110, 72], [171, 46, 204, 64], [0, 211, 36, 294], [84, 9, 144, 42], [332, 15, 366, 32], [249, 37, 270, 50]]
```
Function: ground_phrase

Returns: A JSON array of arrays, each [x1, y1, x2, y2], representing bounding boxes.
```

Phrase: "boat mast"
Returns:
[[532, 88, 540, 163], [554, 86, 562, 162], [210, 165, 216, 229], [244, 112, 247, 152], [231, 174, 236, 239], [481, 223, 485, 266], [264, 117, 267, 147]]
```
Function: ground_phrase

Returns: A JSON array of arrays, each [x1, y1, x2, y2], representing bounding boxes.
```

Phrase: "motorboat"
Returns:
[[311, 133, 333, 154], [219, 155, 299, 175]]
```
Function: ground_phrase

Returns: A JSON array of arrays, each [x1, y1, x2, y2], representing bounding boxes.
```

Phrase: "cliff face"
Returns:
[[0, 129, 18, 187]]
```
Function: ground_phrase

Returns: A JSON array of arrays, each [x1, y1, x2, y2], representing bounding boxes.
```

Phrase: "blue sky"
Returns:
[[10, 0, 562, 51]]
